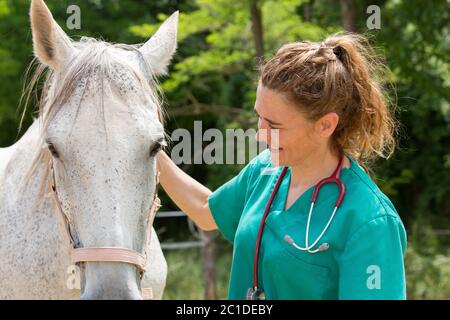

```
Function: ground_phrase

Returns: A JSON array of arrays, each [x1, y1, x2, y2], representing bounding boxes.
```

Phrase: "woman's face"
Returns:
[[255, 84, 327, 167]]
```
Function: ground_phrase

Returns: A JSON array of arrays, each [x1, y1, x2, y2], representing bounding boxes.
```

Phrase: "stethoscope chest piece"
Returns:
[[246, 287, 266, 300]]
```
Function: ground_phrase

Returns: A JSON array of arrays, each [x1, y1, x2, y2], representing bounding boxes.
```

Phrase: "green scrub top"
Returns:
[[208, 149, 407, 300]]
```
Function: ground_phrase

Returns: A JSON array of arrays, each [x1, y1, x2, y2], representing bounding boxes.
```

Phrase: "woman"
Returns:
[[157, 33, 407, 300]]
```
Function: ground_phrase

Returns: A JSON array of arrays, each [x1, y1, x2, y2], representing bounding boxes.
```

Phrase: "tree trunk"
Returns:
[[250, 0, 264, 59], [201, 230, 217, 300], [303, 0, 314, 22], [340, 0, 357, 32]]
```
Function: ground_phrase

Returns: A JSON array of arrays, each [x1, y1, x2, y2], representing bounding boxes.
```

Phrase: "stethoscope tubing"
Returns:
[[252, 166, 288, 289]]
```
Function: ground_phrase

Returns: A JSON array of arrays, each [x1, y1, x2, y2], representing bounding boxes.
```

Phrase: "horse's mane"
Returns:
[[18, 37, 167, 202]]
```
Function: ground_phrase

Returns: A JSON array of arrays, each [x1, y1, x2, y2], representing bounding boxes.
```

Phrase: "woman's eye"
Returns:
[[150, 142, 162, 157]]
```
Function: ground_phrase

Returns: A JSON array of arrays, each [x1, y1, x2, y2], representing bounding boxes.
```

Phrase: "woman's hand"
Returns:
[[156, 151, 217, 231]]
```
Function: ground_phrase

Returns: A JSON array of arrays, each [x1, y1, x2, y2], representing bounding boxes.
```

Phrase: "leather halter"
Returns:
[[48, 159, 162, 299]]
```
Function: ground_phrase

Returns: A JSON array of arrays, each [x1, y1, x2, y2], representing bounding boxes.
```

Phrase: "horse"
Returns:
[[0, 0, 178, 299]]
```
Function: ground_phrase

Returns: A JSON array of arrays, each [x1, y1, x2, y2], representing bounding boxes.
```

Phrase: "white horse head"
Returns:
[[26, 0, 177, 299]]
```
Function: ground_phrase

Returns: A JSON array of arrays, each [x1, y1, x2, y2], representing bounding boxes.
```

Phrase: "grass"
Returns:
[[162, 246, 233, 300]]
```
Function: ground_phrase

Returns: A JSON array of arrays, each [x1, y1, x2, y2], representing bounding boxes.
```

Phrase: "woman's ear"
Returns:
[[317, 112, 339, 138], [30, 0, 75, 70]]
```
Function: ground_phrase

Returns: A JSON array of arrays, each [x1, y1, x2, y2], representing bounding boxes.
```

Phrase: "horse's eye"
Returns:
[[150, 142, 162, 157], [47, 142, 59, 158]]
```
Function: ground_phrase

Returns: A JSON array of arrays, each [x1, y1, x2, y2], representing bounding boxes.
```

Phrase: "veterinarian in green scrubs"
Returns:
[[208, 149, 406, 299], [156, 34, 407, 299]]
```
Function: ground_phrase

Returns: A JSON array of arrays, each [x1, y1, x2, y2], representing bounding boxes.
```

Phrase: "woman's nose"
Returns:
[[256, 128, 268, 144], [256, 121, 270, 144]]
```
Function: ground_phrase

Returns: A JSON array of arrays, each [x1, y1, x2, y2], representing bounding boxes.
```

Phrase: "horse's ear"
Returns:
[[30, 0, 75, 70], [139, 11, 179, 76]]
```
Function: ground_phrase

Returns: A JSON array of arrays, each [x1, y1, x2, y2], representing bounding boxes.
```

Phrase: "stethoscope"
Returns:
[[246, 155, 346, 300]]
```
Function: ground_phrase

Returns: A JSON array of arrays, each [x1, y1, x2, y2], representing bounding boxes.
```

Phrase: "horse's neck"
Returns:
[[0, 145, 15, 182], [0, 118, 44, 195], [0, 117, 59, 245]]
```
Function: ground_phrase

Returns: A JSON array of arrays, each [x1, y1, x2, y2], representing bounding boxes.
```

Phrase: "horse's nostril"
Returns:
[[81, 262, 144, 300]]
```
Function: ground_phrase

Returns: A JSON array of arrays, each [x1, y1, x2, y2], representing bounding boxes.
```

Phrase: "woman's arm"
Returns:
[[156, 151, 217, 231]]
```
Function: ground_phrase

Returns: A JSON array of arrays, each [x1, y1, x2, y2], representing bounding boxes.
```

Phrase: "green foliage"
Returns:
[[375, 168, 414, 197], [373, 0, 450, 226], [406, 248, 450, 299], [405, 218, 450, 299], [0, 0, 10, 17]]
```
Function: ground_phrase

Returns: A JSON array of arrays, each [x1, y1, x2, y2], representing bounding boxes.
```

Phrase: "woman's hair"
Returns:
[[259, 33, 397, 167]]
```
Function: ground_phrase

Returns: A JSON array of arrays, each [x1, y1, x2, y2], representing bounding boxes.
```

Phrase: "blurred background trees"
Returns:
[[0, 0, 448, 299]]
